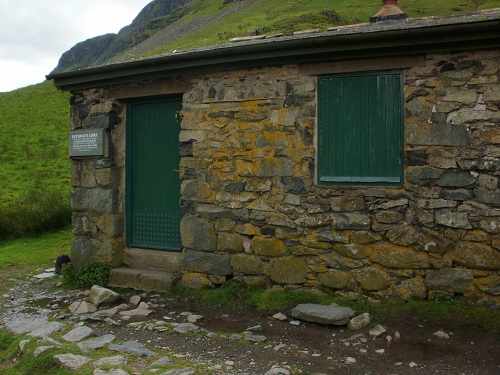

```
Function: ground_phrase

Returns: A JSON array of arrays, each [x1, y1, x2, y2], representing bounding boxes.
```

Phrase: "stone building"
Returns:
[[47, 6, 500, 306]]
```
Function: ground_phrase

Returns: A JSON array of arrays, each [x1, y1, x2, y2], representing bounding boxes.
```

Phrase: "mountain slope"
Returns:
[[51, 0, 190, 74]]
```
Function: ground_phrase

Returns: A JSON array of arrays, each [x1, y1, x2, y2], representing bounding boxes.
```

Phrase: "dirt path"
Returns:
[[1, 275, 499, 374]]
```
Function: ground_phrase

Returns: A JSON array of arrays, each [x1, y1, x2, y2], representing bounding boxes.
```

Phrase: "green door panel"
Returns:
[[126, 98, 182, 251]]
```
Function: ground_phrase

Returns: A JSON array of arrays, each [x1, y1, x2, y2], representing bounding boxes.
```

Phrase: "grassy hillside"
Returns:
[[0, 82, 71, 240], [141, 0, 500, 57], [0, 81, 71, 206]]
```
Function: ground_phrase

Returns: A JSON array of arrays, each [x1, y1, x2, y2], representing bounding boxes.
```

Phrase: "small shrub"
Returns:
[[61, 261, 113, 288]]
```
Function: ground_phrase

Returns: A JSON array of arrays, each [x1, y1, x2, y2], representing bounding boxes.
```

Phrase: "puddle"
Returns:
[[25, 297, 69, 310]]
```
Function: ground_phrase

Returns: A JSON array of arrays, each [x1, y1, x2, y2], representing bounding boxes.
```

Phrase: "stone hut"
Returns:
[[47, 8, 500, 306]]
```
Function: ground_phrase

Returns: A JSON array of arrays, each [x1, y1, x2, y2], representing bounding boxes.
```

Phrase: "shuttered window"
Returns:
[[317, 71, 404, 186]]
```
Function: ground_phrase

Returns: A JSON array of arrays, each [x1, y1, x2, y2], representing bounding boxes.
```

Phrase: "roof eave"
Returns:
[[46, 18, 500, 92]]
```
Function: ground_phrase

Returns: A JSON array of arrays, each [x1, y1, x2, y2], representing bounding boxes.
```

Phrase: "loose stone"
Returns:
[[161, 368, 195, 375], [174, 323, 200, 333], [264, 367, 291, 375], [348, 313, 372, 331], [187, 314, 204, 323], [93, 355, 128, 366], [119, 307, 152, 317], [18, 340, 30, 352], [53, 353, 91, 371], [94, 369, 129, 375], [34, 345, 57, 357], [246, 324, 262, 332], [244, 333, 267, 342], [433, 330, 450, 339], [369, 324, 387, 339], [69, 301, 97, 314], [89, 285, 121, 306], [104, 318, 121, 326], [345, 357, 357, 365], [77, 334, 115, 352], [272, 312, 288, 321], [108, 340, 157, 357], [149, 356, 173, 367], [129, 295, 141, 306]]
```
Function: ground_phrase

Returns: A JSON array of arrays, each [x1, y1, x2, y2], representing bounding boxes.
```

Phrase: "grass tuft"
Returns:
[[0, 190, 71, 241]]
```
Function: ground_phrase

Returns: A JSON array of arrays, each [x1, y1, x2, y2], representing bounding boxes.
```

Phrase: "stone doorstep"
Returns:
[[123, 248, 182, 273], [108, 268, 179, 292]]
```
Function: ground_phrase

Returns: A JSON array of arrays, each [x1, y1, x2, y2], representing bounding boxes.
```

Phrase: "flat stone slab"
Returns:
[[2, 314, 48, 334], [162, 369, 195, 375], [119, 308, 152, 317], [94, 369, 130, 375], [290, 304, 356, 325], [62, 326, 94, 342], [108, 340, 157, 357], [33, 272, 57, 279], [174, 323, 199, 333], [29, 322, 66, 337], [149, 356, 173, 367], [93, 355, 127, 367], [77, 334, 115, 352], [53, 353, 91, 371]]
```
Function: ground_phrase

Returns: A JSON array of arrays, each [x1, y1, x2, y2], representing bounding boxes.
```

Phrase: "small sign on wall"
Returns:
[[68, 129, 106, 157]]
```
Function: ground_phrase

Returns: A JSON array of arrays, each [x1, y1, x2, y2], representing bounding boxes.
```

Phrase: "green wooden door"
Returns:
[[126, 98, 182, 251]]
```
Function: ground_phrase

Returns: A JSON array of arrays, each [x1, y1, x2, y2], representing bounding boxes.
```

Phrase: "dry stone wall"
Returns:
[[67, 48, 499, 306], [179, 50, 500, 306]]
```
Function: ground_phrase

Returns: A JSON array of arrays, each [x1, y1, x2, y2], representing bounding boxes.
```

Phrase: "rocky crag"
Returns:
[[50, 0, 190, 74]]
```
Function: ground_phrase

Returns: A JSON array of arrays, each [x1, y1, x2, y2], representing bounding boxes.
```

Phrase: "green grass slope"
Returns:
[[0, 81, 71, 206], [0, 82, 71, 240], [140, 0, 500, 57]]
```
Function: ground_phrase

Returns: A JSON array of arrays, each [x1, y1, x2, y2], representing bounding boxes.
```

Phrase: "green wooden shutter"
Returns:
[[126, 98, 183, 250], [318, 71, 403, 186]]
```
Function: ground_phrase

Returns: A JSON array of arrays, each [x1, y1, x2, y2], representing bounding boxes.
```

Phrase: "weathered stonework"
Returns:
[[67, 47, 500, 306], [69, 90, 125, 270]]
